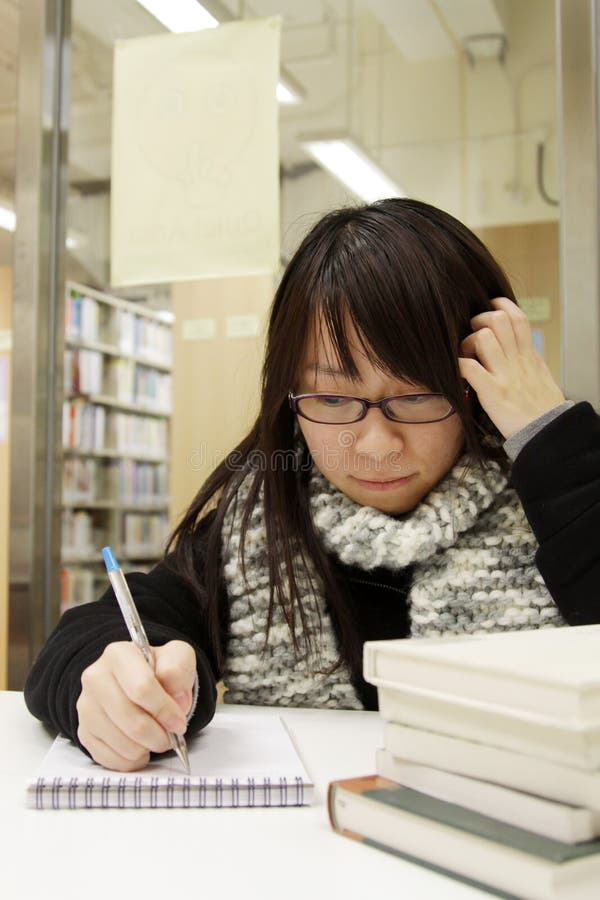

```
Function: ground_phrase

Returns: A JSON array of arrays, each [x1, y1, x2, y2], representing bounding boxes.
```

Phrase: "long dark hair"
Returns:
[[166, 198, 516, 676]]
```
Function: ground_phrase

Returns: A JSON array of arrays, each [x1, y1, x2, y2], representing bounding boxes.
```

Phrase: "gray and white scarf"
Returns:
[[221, 459, 563, 709]]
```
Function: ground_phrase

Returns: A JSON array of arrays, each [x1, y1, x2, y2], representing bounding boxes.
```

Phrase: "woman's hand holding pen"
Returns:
[[76, 639, 196, 772], [458, 296, 566, 439]]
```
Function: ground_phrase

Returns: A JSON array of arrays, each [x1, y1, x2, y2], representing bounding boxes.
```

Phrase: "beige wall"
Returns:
[[0, 265, 12, 689], [477, 222, 561, 384], [169, 274, 275, 529]]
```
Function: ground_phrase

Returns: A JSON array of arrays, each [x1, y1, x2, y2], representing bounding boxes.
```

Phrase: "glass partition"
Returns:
[[8, 0, 564, 681], [0, 0, 19, 687]]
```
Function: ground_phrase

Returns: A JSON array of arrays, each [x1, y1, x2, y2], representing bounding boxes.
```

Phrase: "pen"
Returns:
[[101, 546, 191, 774]]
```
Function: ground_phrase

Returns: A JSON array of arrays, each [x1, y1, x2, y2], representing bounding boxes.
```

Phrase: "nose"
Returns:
[[351, 407, 406, 459]]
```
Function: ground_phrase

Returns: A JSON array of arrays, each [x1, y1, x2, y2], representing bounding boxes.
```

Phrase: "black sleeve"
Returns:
[[510, 401, 600, 625], [24, 516, 222, 747]]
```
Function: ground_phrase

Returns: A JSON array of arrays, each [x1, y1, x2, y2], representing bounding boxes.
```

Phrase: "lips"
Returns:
[[352, 474, 415, 491]]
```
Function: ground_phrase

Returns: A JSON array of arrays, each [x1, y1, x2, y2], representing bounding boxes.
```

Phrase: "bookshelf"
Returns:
[[61, 281, 173, 611]]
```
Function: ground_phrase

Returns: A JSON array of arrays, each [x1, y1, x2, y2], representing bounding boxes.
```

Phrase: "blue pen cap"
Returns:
[[102, 546, 119, 573]]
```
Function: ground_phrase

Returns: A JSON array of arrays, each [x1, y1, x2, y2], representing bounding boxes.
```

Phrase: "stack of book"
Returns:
[[328, 624, 600, 900]]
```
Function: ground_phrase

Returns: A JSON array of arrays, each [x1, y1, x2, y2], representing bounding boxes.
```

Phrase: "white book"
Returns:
[[377, 683, 600, 769], [383, 721, 600, 811], [376, 748, 600, 844], [363, 625, 600, 721]]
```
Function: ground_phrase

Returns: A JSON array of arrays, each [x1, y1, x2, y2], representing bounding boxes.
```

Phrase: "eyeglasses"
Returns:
[[288, 391, 458, 425]]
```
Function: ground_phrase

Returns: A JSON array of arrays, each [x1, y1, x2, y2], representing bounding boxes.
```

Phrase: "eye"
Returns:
[[317, 395, 353, 407], [399, 394, 430, 404]]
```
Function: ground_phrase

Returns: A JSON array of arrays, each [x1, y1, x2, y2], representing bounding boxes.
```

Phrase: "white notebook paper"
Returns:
[[28, 713, 314, 810]]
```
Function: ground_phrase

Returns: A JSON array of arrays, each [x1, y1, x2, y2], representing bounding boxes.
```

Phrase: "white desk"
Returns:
[[0, 691, 491, 900]]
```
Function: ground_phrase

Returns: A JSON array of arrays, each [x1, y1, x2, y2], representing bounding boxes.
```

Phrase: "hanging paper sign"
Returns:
[[111, 17, 280, 285]]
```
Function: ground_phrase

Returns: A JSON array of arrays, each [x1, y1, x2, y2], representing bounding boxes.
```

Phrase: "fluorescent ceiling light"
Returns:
[[277, 76, 303, 105], [0, 206, 16, 232], [66, 232, 86, 250], [276, 81, 299, 105], [136, 0, 218, 32], [136, 0, 302, 105], [0, 205, 82, 249], [300, 137, 405, 203]]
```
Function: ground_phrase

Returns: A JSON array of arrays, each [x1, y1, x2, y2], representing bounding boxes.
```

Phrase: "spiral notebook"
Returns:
[[28, 713, 314, 810]]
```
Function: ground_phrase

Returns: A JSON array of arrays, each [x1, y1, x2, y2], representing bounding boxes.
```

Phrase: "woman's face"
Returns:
[[295, 327, 465, 515]]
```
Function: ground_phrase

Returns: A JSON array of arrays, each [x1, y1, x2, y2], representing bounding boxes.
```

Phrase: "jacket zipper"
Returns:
[[346, 576, 407, 597]]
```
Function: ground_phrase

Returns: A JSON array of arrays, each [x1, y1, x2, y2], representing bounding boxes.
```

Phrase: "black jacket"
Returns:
[[24, 402, 600, 746]]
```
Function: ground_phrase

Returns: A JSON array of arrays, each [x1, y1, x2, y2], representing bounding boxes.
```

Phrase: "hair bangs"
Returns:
[[304, 218, 462, 398]]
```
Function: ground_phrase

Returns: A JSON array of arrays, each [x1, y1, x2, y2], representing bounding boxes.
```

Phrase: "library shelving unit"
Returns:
[[61, 281, 173, 611]]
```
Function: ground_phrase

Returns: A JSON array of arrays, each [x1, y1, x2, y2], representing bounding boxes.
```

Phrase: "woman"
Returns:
[[25, 198, 600, 772]]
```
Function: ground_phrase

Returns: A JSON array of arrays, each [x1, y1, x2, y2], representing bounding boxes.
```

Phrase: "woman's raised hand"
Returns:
[[76, 639, 196, 771], [458, 296, 565, 439]]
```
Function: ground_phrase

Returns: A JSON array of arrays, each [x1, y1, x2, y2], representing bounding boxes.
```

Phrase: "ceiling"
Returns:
[[0, 0, 517, 193], [0, 0, 557, 278]]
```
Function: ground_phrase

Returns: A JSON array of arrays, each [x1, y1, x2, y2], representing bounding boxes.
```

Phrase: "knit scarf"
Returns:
[[221, 459, 563, 709]]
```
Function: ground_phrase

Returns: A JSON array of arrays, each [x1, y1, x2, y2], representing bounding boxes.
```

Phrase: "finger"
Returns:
[[92, 706, 167, 760], [79, 671, 172, 755], [154, 641, 197, 715], [104, 643, 187, 735], [467, 309, 518, 359], [77, 689, 163, 761], [457, 356, 495, 396], [78, 725, 150, 773], [489, 297, 534, 353], [460, 328, 508, 374]]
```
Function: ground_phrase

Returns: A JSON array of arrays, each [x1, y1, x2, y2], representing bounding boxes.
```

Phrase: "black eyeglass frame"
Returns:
[[288, 390, 467, 425]]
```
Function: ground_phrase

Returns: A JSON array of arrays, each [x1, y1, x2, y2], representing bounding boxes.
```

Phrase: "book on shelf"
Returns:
[[103, 356, 134, 404], [29, 713, 314, 810], [375, 748, 600, 844], [382, 721, 600, 812], [122, 512, 169, 552], [66, 292, 101, 343], [62, 457, 168, 507], [61, 560, 159, 611], [328, 775, 600, 900], [112, 411, 168, 456], [64, 409, 169, 458], [61, 509, 104, 556], [61, 283, 173, 596], [67, 286, 173, 367], [376, 683, 600, 769], [64, 348, 104, 395], [63, 457, 97, 504], [363, 624, 600, 720], [60, 566, 104, 610], [63, 400, 106, 451]]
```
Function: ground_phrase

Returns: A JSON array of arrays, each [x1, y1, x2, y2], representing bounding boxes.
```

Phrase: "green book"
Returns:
[[328, 776, 600, 900]]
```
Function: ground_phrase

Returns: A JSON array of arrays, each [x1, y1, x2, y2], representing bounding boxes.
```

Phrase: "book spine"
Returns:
[[363, 638, 600, 721], [329, 784, 519, 900], [383, 722, 600, 811], [375, 748, 598, 844], [377, 685, 600, 770], [327, 779, 558, 900]]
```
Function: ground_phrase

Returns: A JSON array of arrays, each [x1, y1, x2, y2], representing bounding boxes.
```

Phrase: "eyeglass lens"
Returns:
[[295, 394, 453, 424]]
